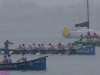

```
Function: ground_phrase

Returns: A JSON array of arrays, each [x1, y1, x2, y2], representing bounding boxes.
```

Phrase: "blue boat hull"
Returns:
[[0, 56, 48, 70], [0, 46, 95, 55], [0, 50, 66, 54], [69, 46, 95, 55]]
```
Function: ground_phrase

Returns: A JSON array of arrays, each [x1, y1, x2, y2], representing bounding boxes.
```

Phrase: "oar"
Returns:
[[1, 51, 4, 54], [36, 52, 40, 55], [9, 51, 13, 54]]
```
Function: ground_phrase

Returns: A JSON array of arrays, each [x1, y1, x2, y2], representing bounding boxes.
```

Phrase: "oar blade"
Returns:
[[9, 51, 13, 54], [1, 51, 4, 54], [36, 52, 40, 55]]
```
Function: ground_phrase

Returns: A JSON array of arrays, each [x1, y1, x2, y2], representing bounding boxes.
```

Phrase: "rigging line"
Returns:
[[87, 0, 89, 29]]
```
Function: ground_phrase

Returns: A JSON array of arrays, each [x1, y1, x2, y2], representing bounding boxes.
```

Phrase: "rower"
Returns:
[[21, 44, 26, 50], [1, 55, 7, 64], [32, 43, 36, 50], [27, 45, 32, 50], [37, 44, 41, 50], [4, 40, 13, 50], [16, 45, 22, 50], [71, 43, 74, 49], [41, 44, 45, 50], [68, 43, 71, 49], [51, 45, 55, 50], [7, 54, 12, 64], [47, 43, 52, 50], [16, 53, 27, 62], [61, 44, 65, 50], [57, 42, 61, 49], [79, 43, 84, 49]]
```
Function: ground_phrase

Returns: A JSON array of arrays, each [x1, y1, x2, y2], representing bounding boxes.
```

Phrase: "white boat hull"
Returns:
[[67, 29, 100, 38]]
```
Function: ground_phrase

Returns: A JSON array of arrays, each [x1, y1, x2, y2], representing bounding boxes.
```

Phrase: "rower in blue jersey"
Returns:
[[7, 54, 12, 64], [4, 40, 13, 50], [16, 53, 27, 62]]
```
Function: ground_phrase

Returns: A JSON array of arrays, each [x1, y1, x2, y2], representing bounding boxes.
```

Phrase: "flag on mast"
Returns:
[[62, 27, 70, 37]]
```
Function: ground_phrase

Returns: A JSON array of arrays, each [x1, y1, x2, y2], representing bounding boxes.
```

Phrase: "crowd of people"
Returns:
[[85, 31, 100, 40], [67, 43, 84, 49], [16, 42, 83, 50], [3, 40, 66, 50], [3, 40, 84, 50], [67, 43, 74, 49], [16, 43, 65, 50]]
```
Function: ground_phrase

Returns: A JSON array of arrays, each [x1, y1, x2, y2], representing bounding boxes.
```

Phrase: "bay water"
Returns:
[[0, 23, 99, 75]]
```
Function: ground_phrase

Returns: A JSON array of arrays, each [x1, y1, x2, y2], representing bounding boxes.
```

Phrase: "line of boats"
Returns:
[[73, 39, 100, 47], [0, 46, 95, 71]]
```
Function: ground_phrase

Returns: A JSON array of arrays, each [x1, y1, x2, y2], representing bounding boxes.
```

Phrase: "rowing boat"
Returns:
[[73, 40, 100, 47], [0, 46, 95, 55], [0, 49, 66, 54], [0, 56, 48, 70]]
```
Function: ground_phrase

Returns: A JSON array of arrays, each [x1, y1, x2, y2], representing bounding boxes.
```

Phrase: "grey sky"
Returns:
[[33, 0, 83, 7], [0, 0, 99, 23], [27, 0, 100, 7]]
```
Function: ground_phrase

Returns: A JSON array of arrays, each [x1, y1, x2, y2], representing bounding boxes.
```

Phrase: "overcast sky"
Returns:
[[0, 0, 99, 23], [26, 0, 100, 7]]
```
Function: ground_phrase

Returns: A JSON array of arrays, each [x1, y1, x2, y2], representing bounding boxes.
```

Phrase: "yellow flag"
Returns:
[[62, 27, 70, 37]]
